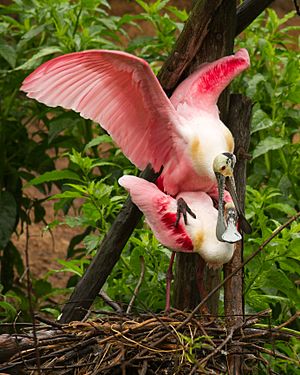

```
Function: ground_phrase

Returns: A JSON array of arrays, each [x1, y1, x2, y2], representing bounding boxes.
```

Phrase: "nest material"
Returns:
[[0, 310, 299, 375]]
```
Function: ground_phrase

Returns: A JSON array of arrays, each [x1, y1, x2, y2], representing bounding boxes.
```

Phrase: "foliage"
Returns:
[[234, 9, 300, 325], [0, 0, 184, 323], [0, 1, 299, 372], [0, 0, 124, 324]]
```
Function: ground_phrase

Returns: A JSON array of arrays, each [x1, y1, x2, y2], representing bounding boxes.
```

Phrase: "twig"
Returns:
[[35, 315, 65, 330], [184, 212, 300, 326], [126, 256, 145, 314], [99, 290, 123, 313], [144, 212, 300, 349], [2, 311, 299, 373], [198, 325, 237, 366], [138, 360, 148, 375], [251, 343, 300, 364], [24, 217, 41, 374], [275, 311, 300, 330], [236, 0, 274, 35]]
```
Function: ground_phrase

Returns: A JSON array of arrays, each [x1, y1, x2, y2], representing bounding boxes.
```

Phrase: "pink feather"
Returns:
[[119, 175, 193, 252], [119, 175, 234, 267]]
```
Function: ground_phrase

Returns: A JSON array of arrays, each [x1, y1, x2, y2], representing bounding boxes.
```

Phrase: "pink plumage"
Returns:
[[21, 49, 250, 197], [119, 175, 193, 252], [119, 176, 234, 268]]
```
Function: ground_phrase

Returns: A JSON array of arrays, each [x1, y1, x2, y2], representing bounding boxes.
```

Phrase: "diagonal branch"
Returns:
[[236, 0, 275, 36]]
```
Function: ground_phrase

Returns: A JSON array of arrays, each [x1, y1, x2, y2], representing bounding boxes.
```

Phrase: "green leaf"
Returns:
[[0, 192, 17, 249], [56, 259, 89, 277], [0, 42, 17, 68], [284, 59, 299, 83], [91, 160, 121, 169], [48, 115, 82, 143], [26, 170, 82, 186], [20, 25, 45, 42], [15, 46, 62, 70], [287, 82, 300, 104], [251, 108, 273, 134], [83, 234, 101, 253], [33, 279, 53, 298], [84, 135, 113, 151], [252, 137, 288, 159], [41, 307, 60, 319], [246, 73, 265, 97], [50, 191, 83, 200], [268, 203, 297, 216], [0, 301, 17, 322]]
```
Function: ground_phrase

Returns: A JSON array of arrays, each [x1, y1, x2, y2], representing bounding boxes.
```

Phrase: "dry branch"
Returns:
[[236, 0, 275, 36]]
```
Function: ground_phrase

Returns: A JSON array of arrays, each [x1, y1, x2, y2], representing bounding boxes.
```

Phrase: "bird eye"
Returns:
[[221, 166, 226, 171]]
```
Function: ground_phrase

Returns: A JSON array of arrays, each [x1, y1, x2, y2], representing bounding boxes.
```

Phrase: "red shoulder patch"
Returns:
[[161, 212, 193, 251]]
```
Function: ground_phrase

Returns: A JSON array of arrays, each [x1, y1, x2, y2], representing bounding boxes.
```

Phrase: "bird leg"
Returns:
[[165, 252, 176, 313], [175, 197, 196, 227]]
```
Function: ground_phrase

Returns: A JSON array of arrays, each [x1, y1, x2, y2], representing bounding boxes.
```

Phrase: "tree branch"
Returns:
[[236, 0, 275, 36]]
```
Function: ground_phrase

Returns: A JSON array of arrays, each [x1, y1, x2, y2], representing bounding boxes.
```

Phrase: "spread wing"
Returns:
[[170, 49, 250, 112], [21, 50, 186, 173]]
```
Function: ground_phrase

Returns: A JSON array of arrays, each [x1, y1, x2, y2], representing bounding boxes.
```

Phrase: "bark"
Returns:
[[224, 94, 252, 374], [173, 0, 236, 312], [173, 254, 200, 310], [236, 0, 275, 36], [157, 0, 224, 94]]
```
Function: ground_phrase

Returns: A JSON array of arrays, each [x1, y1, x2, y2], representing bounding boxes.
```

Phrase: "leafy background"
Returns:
[[0, 0, 299, 372]]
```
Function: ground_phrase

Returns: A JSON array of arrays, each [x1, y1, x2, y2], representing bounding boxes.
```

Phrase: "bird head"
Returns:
[[213, 152, 236, 177], [213, 152, 237, 243]]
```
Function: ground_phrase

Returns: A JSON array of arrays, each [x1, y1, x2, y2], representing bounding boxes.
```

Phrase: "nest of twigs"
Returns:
[[0, 309, 299, 375]]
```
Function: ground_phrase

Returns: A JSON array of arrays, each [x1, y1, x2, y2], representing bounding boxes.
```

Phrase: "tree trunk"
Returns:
[[173, 0, 236, 311], [223, 94, 252, 374]]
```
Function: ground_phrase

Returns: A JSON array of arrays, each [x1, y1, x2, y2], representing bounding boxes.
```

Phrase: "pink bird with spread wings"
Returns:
[[21, 48, 251, 241]]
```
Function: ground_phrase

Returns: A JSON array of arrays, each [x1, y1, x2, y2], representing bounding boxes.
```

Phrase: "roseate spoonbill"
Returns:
[[21, 49, 251, 240], [119, 175, 235, 311]]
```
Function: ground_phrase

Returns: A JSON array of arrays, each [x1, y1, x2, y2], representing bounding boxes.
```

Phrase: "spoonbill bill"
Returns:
[[119, 175, 235, 311], [21, 49, 251, 240]]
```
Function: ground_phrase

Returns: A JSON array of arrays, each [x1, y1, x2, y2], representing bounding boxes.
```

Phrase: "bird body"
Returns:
[[172, 110, 234, 194], [119, 175, 234, 269], [21, 48, 249, 198]]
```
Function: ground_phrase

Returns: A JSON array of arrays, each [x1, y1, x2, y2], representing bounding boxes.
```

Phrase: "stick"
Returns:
[[24, 218, 41, 374], [99, 291, 123, 314], [126, 256, 145, 314], [236, 0, 275, 36]]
